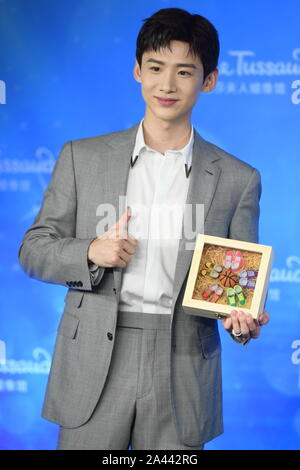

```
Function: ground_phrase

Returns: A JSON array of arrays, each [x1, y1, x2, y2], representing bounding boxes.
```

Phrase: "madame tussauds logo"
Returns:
[[219, 49, 300, 76], [270, 256, 300, 283], [0, 347, 50, 374], [291, 80, 300, 104], [0, 340, 6, 366], [0, 80, 6, 104], [291, 340, 300, 389]]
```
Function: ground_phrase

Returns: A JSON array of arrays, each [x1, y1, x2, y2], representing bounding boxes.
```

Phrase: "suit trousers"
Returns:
[[56, 310, 204, 450]]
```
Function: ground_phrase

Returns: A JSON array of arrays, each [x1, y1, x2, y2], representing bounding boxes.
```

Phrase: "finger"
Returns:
[[231, 310, 241, 334], [222, 316, 232, 332], [114, 207, 131, 237], [250, 327, 261, 339], [121, 239, 137, 255], [126, 231, 138, 246], [246, 314, 260, 338], [118, 249, 132, 264], [115, 258, 127, 268], [237, 310, 250, 335], [258, 310, 270, 325], [113, 209, 130, 229], [108, 226, 130, 241], [245, 313, 256, 332]]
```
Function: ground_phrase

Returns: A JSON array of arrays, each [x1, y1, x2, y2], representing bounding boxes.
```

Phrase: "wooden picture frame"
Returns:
[[182, 234, 274, 320]]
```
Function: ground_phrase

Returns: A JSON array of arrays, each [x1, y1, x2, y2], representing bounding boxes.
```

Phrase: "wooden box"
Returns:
[[182, 234, 274, 320]]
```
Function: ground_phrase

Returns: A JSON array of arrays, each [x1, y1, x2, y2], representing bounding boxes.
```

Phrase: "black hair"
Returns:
[[136, 8, 219, 81]]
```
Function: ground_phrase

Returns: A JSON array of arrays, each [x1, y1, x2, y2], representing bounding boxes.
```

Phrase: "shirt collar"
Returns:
[[130, 119, 194, 178]]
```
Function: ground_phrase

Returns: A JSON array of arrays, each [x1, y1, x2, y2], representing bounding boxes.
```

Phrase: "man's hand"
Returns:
[[222, 309, 270, 340], [87, 206, 138, 268]]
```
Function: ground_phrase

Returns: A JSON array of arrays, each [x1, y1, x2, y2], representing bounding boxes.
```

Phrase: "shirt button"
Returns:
[[107, 332, 113, 341]]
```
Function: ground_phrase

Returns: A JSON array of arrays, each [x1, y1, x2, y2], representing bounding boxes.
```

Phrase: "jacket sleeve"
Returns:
[[18, 140, 105, 291], [228, 168, 262, 243], [228, 167, 262, 346], [88, 258, 106, 286]]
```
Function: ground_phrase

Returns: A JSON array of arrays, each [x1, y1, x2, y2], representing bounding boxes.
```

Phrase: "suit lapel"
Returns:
[[170, 131, 222, 312], [103, 123, 140, 295]]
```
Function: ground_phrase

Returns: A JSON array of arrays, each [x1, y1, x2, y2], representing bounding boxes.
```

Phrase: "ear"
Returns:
[[202, 69, 219, 93], [133, 60, 142, 83]]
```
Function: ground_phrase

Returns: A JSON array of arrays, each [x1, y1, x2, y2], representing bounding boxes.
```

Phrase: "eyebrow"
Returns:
[[146, 58, 197, 69]]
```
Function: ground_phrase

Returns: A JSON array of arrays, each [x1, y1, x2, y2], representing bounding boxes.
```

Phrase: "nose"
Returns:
[[159, 70, 177, 94]]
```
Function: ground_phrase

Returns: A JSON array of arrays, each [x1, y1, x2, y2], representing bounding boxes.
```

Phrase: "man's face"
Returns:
[[133, 40, 218, 124]]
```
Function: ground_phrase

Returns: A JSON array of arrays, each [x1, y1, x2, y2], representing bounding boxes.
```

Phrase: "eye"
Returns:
[[150, 66, 160, 72], [178, 70, 192, 76]]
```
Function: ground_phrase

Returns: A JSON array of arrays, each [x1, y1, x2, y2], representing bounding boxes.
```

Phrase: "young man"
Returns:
[[18, 8, 269, 450]]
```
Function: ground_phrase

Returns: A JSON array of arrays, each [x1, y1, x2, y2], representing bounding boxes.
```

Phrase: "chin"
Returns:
[[155, 114, 181, 123], [154, 107, 181, 117]]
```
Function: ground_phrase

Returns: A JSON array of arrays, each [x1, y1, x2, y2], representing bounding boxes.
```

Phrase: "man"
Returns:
[[18, 8, 269, 450]]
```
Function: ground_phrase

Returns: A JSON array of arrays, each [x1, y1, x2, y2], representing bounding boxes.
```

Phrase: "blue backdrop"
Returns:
[[0, 0, 299, 450]]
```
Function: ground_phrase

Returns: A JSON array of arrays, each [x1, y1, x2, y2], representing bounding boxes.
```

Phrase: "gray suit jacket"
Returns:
[[18, 122, 261, 446]]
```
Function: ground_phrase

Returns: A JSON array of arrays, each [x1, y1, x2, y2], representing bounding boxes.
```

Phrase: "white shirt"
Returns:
[[118, 119, 194, 314]]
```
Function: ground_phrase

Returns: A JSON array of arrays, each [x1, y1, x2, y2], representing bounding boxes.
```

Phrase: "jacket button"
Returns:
[[113, 288, 117, 294], [107, 332, 113, 341]]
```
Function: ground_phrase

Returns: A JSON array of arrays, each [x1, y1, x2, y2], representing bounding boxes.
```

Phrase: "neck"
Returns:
[[142, 113, 192, 154]]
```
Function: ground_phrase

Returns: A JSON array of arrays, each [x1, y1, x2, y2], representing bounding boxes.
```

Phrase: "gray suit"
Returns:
[[18, 122, 261, 446]]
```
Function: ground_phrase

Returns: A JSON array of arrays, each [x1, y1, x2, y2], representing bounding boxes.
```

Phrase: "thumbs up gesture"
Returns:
[[87, 206, 138, 268]]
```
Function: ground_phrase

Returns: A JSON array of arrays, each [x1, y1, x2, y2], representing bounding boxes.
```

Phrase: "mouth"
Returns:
[[155, 96, 178, 106]]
